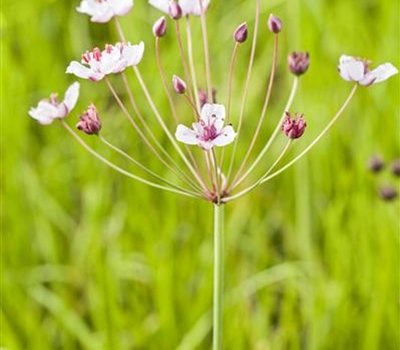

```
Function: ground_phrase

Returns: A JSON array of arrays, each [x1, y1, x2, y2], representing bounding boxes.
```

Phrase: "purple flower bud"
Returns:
[[391, 159, 400, 177], [268, 14, 282, 34], [367, 154, 384, 173], [288, 52, 310, 76], [169, 2, 182, 20], [281, 112, 307, 139], [172, 75, 187, 94], [198, 88, 217, 108], [76, 104, 101, 135], [379, 185, 398, 201], [234, 22, 248, 43], [153, 16, 167, 37]]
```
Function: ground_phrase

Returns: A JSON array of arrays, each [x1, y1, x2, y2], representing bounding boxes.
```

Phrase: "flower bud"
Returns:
[[367, 154, 384, 173], [169, 2, 182, 20], [288, 52, 310, 76], [233, 22, 248, 43], [172, 75, 187, 94], [391, 159, 400, 177], [198, 88, 217, 108], [379, 185, 398, 201], [153, 16, 167, 37], [281, 112, 307, 139], [268, 14, 282, 34], [76, 104, 101, 135]]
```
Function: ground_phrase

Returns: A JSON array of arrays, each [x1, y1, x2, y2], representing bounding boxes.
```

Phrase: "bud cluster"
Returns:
[[367, 155, 399, 202]]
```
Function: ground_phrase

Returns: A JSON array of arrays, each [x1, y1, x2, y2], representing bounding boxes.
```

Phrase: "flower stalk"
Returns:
[[213, 203, 224, 350]]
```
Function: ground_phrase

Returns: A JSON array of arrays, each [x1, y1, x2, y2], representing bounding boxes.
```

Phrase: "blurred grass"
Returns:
[[2, 0, 400, 349]]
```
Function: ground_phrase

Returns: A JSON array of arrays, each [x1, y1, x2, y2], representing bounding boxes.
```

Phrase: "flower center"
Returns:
[[201, 124, 218, 141], [49, 93, 59, 106], [82, 47, 102, 63]]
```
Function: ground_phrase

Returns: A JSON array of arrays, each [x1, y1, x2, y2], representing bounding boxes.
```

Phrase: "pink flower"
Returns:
[[29, 82, 80, 125], [338, 55, 398, 86], [76, 104, 102, 135], [76, 0, 133, 23], [149, 0, 210, 17], [281, 112, 307, 139], [66, 42, 144, 81], [175, 104, 236, 150]]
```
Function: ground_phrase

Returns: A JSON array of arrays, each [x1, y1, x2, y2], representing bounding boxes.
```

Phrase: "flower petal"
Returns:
[[148, 0, 170, 14], [63, 82, 80, 112], [66, 61, 104, 81], [29, 101, 59, 125], [339, 60, 364, 82], [212, 125, 237, 147], [179, 0, 209, 16], [360, 62, 398, 85], [76, 0, 96, 16], [110, 0, 134, 16], [175, 124, 199, 145], [200, 103, 225, 129], [121, 42, 145, 68], [91, 9, 115, 23], [100, 48, 122, 74], [198, 140, 214, 150], [76, 0, 116, 23]]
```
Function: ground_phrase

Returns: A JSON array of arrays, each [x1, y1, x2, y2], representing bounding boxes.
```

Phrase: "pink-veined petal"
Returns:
[[63, 82, 80, 112], [175, 124, 199, 145], [212, 125, 237, 147], [360, 62, 398, 85]]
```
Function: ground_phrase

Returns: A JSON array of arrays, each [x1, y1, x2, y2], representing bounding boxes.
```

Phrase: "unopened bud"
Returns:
[[198, 88, 217, 108], [76, 104, 101, 135], [172, 75, 187, 94], [234, 22, 248, 43], [288, 52, 310, 76], [367, 155, 384, 173], [268, 14, 282, 34], [169, 2, 182, 20], [391, 159, 400, 177], [281, 112, 307, 139], [379, 185, 398, 201], [153, 16, 167, 37]]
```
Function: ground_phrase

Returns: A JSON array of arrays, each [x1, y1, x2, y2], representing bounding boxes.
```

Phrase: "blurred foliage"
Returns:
[[2, 0, 399, 349]]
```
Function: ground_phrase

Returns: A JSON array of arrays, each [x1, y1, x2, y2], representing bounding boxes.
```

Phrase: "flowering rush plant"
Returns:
[[29, 0, 398, 348]]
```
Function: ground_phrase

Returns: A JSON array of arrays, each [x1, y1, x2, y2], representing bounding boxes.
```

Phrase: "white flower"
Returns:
[[175, 103, 236, 150], [77, 0, 134, 23], [149, 0, 210, 16], [66, 42, 144, 81], [338, 55, 398, 86], [29, 82, 80, 125]]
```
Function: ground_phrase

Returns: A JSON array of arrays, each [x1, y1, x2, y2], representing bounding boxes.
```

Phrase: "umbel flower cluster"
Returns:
[[29, 0, 398, 205]]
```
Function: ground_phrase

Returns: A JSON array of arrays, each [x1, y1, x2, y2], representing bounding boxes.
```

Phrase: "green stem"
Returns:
[[213, 203, 224, 350]]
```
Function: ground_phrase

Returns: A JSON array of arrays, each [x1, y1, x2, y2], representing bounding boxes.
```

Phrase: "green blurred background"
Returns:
[[2, 0, 399, 349]]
